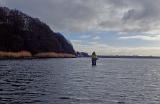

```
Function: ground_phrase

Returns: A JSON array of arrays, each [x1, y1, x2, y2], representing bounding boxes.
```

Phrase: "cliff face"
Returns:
[[0, 7, 75, 57]]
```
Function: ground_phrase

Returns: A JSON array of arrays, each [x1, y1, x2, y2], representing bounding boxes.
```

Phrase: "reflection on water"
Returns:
[[1, 58, 160, 104]]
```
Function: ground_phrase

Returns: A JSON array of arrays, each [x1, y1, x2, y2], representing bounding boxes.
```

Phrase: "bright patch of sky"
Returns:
[[1, 0, 160, 55]]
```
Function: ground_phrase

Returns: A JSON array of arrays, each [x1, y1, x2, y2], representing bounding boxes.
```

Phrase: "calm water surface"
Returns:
[[1, 58, 160, 104]]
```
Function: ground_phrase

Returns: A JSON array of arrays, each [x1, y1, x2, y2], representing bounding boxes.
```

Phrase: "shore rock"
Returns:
[[76, 52, 89, 57]]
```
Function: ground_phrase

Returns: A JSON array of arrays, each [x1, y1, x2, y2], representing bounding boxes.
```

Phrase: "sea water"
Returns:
[[0, 58, 160, 104]]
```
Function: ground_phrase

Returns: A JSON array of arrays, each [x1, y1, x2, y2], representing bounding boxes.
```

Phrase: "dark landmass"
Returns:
[[76, 52, 89, 57], [0, 7, 75, 58], [98, 55, 160, 59]]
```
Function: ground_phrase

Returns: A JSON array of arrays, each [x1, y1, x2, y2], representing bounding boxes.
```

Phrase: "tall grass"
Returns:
[[0, 51, 32, 58], [0, 51, 75, 58], [34, 52, 76, 58]]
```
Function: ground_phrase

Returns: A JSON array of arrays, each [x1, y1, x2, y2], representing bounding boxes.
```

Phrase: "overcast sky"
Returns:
[[1, 0, 160, 55]]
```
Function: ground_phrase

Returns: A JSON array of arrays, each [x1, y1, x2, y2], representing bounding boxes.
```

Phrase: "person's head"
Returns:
[[92, 51, 96, 55]]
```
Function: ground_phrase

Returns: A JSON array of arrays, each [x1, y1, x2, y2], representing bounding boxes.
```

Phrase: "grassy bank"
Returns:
[[0, 51, 76, 59]]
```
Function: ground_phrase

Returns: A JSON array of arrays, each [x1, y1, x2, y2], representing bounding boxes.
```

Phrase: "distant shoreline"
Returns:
[[97, 56, 160, 59], [0, 51, 160, 59]]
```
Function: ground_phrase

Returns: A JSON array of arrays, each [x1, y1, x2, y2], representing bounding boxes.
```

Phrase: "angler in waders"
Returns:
[[91, 51, 98, 66]]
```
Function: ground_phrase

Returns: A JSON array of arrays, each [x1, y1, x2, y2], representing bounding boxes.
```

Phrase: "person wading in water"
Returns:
[[91, 51, 98, 66]]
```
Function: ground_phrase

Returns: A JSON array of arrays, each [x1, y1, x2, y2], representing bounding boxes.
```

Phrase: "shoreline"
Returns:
[[0, 51, 76, 59], [1, 51, 160, 60], [0, 57, 76, 60]]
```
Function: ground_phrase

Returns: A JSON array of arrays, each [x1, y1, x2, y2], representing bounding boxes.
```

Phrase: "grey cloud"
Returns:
[[1, 0, 160, 35], [0, 0, 5, 6], [1, 0, 99, 32], [98, 0, 160, 33]]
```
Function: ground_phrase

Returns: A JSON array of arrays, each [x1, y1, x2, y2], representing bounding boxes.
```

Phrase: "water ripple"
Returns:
[[0, 58, 160, 104]]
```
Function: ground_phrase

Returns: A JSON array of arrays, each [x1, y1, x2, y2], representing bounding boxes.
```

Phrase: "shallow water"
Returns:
[[0, 58, 160, 104]]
